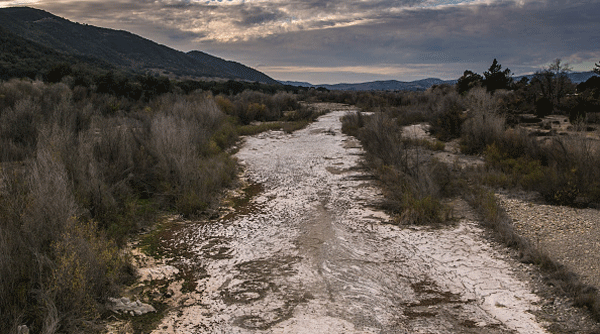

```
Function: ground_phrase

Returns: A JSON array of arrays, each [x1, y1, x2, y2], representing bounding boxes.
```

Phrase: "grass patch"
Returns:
[[117, 302, 168, 334], [237, 122, 283, 136], [403, 138, 446, 151], [137, 218, 178, 259], [282, 120, 311, 133]]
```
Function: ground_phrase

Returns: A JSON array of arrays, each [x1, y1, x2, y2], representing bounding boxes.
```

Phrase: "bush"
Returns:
[[342, 112, 447, 225], [0, 148, 127, 334], [429, 95, 464, 141], [340, 111, 364, 137], [0, 99, 39, 161], [461, 89, 506, 154], [0, 81, 241, 333]]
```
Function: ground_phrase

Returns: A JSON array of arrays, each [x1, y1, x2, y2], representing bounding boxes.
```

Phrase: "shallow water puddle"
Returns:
[[152, 109, 547, 333]]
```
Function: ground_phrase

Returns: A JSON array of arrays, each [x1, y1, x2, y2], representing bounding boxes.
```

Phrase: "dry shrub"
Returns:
[[340, 111, 364, 137], [461, 90, 506, 154], [343, 112, 446, 225], [0, 79, 45, 110], [359, 113, 404, 167], [0, 144, 127, 334], [536, 135, 600, 205], [429, 91, 465, 141], [0, 99, 39, 161], [150, 94, 236, 216]]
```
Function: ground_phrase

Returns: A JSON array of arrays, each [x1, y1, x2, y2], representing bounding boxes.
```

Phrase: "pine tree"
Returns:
[[483, 59, 513, 93]]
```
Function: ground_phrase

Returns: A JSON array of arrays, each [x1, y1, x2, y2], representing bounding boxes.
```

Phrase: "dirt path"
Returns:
[[149, 107, 550, 333]]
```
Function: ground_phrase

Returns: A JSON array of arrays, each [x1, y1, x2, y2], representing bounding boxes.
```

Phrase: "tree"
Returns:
[[45, 63, 72, 83], [456, 70, 483, 95], [483, 59, 513, 93], [530, 58, 575, 109], [594, 61, 600, 75]]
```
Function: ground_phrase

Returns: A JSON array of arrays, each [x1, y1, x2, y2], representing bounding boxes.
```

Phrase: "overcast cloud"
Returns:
[[1, 0, 599, 83]]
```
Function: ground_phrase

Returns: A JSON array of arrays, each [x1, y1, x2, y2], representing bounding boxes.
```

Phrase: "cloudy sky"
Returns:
[[1, 0, 599, 84]]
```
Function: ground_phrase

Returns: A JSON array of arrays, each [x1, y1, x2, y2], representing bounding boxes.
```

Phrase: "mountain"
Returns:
[[282, 73, 599, 92], [186, 51, 275, 84], [0, 7, 278, 84], [278, 81, 316, 88], [513, 72, 598, 84], [300, 78, 458, 91], [0, 25, 115, 80]]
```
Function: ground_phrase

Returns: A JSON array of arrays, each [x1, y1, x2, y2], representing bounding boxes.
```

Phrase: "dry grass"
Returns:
[[342, 111, 448, 225], [0, 81, 239, 333]]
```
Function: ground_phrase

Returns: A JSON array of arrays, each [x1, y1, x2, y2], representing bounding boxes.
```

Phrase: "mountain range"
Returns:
[[281, 72, 598, 91], [0, 6, 278, 84], [1, 7, 597, 90]]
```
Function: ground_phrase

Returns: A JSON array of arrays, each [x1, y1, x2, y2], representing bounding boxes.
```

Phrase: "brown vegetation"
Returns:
[[0, 77, 320, 333], [341, 68, 600, 321]]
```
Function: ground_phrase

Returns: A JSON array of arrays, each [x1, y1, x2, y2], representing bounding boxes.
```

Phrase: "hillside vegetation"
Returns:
[[0, 72, 322, 333], [0, 7, 278, 83]]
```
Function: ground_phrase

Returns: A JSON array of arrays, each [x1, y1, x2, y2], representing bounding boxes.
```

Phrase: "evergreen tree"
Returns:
[[456, 70, 483, 95], [483, 59, 513, 93]]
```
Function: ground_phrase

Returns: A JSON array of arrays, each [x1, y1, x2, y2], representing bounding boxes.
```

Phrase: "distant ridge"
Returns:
[[280, 78, 457, 91], [281, 72, 599, 92], [187, 51, 275, 85], [514, 72, 599, 84], [278, 81, 316, 88], [0, 6, 278, 83]]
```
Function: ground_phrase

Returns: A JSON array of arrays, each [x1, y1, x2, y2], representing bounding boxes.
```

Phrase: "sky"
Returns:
[[1, 0, 599, 84]]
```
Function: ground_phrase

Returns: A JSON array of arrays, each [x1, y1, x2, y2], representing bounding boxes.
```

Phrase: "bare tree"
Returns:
[[530, 58, 575, 109]]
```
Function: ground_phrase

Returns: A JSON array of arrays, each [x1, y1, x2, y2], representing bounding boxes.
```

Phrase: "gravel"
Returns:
[[497, 191, 600, 289]]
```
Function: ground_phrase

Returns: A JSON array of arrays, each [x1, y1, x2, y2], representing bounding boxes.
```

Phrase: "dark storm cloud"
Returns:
[[236, 6, 286, 26], [9, 0, 600, 83]]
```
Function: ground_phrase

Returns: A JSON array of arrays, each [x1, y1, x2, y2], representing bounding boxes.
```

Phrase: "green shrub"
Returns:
[[398, 193, 444, 225], [429, 94, 465, 141], [237, 122, 283, 136]]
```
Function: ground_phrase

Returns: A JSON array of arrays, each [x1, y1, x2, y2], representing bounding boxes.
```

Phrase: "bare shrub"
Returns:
[[359, 113, 404, 167], [271, 92, 300, 113], [0, 99, 40, 161], [341, 111, 364, 137], [461, 89, 506, 154], [343, 112, 446, 225], [0, 79, 44, 110], [538, 134, 600, 205], [0, 81, 243, 333], [0, 143, 126, 334], [150, 94, 236, 216], [429, 92, 464, 141]]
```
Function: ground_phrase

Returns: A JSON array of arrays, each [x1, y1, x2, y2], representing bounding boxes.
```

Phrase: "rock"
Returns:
[[138, 265, 179, 281], [107, 297, 156, 316]]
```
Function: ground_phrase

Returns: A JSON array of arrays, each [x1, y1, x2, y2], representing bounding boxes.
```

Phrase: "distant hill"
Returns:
[[318, 78, 457, 91], [0, 25, 115, 80], [280, 78, 457, 91], [278, 81, 316, 88], [281, 73, 599, 92], [0, 7, 278, 84], [187, 51, 275, 84], [514, 72, 599, 84]]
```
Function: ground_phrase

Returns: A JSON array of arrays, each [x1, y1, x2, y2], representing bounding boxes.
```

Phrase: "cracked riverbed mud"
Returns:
[[151, 107, 550, 333]]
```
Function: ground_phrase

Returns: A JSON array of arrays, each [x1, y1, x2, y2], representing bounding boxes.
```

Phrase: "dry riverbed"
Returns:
[[116, 105, 599, 333]]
